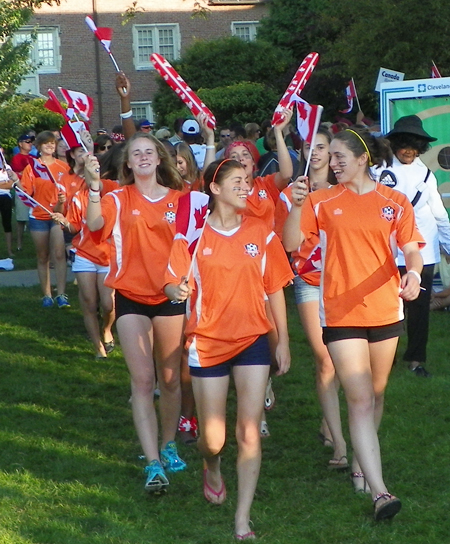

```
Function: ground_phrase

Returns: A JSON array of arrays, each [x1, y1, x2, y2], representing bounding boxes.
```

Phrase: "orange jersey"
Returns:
[[21, 159, 70, 220], [301, 183, 425, 327], [244, 173, 280, 228], [60, 172, 86, 211], [99, 184, 182, 305], [275, 185, 321, 286], [165, 216, 293, 368], [66, 179, 118, 266]]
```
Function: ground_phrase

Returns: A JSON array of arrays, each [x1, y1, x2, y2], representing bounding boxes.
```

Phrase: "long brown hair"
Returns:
[[119, 132, 183, 190]]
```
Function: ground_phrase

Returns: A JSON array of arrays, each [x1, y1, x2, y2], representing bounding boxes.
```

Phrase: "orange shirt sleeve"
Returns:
[[165, 235, 195, 290], [263, 231, 294, 294], [299, 193, 319, 241]]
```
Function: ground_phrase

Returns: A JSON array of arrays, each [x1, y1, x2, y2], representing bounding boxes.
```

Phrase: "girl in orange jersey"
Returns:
[[164, 159, 293, 540], [19, 131, 70, 308], [223, 108, 294, 438], [175, 142, 202, 193], [224, 107, 294, 228], [52, 170, 117, 359], [291, 128, 424, 521], [280, 128, 348, 472], [85, 134, 187, 493]]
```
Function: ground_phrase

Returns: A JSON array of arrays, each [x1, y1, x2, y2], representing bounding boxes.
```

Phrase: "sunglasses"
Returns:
[[99, 144, 112, 151], [23, 140, 33, 144]]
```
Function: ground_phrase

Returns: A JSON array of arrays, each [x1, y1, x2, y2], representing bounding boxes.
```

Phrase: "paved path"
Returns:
[[0, 268, 74, 288]]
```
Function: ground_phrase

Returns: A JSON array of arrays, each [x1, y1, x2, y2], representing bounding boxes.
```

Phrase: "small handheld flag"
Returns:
[[291, 98, 323, 176], [61, 121, 88, 152], [85, 15, 125, 94], [14, 185, 52, 215], [272, 52, 319, 127], [431, 61, 442, 78], [59, 88, 94, 122], [175, 191, 210, 256], [340, 79, 358, 114], [151, 53, 216, 129], [44, 89, 70, 121]]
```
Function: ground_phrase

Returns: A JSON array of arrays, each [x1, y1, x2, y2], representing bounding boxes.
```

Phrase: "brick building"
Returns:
[[16, 0, 269, 130]]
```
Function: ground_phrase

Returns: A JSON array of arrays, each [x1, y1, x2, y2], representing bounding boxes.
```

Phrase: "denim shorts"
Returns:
[[29, 217, 57, 232], [189, 334, 271, 378], [293, 275, 320, 304], [72, 253, 110, 274]]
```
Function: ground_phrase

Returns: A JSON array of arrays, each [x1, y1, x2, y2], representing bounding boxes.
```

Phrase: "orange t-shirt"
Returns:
[[21, 159, 70, 220], [66, 179, 118, 266], [300, 183, 425, 327], [244, 173, 280, 228], [60, 172, 86, 211], [165, 216, 294, 368], [99, 184, 182, 305]]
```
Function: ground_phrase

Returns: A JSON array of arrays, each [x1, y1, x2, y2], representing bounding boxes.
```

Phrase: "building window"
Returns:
[[133, 24, 180, 70], [231, 21, 259, 42], [131, 101, 154, 122], [14, 26, 60, 74]]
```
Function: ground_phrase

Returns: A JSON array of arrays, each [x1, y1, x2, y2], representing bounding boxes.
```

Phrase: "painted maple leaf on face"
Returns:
[[194, 205, 208, 229]]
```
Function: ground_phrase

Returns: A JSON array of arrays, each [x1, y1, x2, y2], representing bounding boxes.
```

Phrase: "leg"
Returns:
[[97, 273, 115, 345], [152, 314, 185, 448], [233, 364, 270, 538], [298, 301, 346, 462], [400, 264, 434, 371], [76, 272, 105, 357], [192, 373, 229, 503], [179, 348, 197, 444], [116, 314, 159, 462], [49, 225, 67, 296], [327, 338, 392, 500], [30, 229, 51, 297]]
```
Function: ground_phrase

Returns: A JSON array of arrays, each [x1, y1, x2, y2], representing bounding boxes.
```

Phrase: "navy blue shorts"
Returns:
[[115, 290, 186, 320], [190, 334, 271, 378], [322, 321, 404, 345]]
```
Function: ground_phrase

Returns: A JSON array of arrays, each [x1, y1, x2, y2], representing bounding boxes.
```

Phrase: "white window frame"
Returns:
[[13, 26, 61, 74], [131, 101, 154, 123], [132, 24, 180, 70], [231, 21, 259, 42]]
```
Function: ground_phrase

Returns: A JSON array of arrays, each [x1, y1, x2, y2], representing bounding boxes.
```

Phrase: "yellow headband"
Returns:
[[346, 129, 373, 166]]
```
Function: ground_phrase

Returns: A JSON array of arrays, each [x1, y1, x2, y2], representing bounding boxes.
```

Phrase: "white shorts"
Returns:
[[72, 253, 110, 274]]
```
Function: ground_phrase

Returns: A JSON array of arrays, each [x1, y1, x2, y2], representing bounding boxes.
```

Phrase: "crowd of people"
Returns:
[[1, 70, 450, 538]]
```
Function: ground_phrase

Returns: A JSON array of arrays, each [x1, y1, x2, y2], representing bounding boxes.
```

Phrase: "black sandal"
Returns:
[[373, 492, 402, 521]]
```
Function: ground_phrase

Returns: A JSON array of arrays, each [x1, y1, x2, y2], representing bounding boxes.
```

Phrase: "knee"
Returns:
[[159, 367, 181, 393], [347, 392, 374, 417], [131, 373, 156, 396], [316, 355, 335, 383], [236, 420, 260, 452]]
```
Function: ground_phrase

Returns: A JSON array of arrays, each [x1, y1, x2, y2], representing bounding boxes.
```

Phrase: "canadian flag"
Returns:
[[292, 97, 323, 144], [59, 88, 94, 122], [44, 89, 70, 121], [60, 121, 88, 154], [85, 16, 113, 54], [175, 191, 210, 255], [431, 61, 442, 78], [340, 79, 357, 114], [15, 186, 38, 208]]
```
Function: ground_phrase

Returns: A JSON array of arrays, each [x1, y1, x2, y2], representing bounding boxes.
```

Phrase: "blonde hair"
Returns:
[[119, 132, 183, 190]]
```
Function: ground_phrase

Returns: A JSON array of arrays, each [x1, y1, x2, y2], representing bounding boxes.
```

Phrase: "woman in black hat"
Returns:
[[374, 115, 450, 377]]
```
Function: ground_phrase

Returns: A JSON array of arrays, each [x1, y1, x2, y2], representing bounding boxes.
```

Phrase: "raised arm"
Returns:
[[85, 154, 105, 232], [273, 106, 294, 190], [282, 177, 308, 251], [116, 71, 136, 140]]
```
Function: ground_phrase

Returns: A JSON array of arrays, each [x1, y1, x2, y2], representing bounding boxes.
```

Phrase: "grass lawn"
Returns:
[[0, 279, 449, 544]]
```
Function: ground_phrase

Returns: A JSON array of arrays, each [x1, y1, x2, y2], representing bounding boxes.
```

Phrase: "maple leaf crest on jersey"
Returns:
[[244, 243, 260, 258]]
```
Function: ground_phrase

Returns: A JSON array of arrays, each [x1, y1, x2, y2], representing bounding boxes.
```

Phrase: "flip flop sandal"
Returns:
[[328, 455, 349, 471], [373, 492, 402, 521]]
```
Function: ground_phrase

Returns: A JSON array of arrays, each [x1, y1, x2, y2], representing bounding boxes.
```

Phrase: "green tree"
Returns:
[[258, 0, 450, 120], [0, 95, 64, 153], [0, 1, 60, 103], [152, 36, 293, 127]]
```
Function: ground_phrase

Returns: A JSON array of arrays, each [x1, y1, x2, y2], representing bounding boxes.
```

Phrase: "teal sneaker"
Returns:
[[144, 460, 169, 493], [160, 441, 187, 473], [55, 293, 70, 308], [42, 296, 54, 308]]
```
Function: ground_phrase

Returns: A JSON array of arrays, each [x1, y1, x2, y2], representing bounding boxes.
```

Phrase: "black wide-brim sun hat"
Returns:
[[386, 115, 437, 142]]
